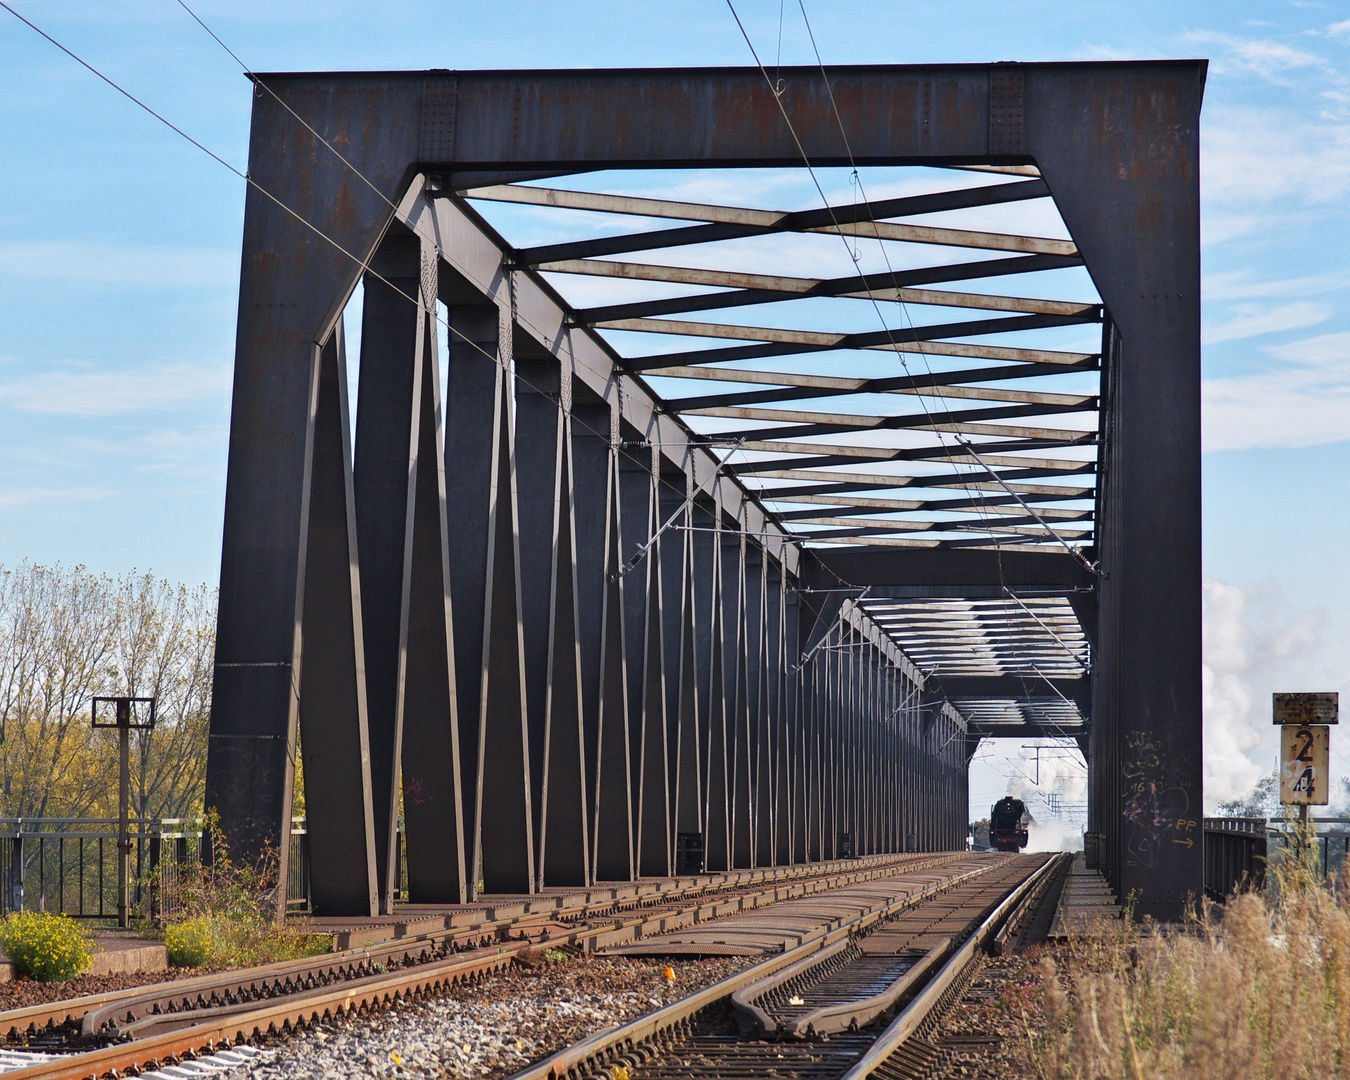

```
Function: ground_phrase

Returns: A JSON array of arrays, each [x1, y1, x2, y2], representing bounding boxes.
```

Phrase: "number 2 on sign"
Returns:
[[1280, 725, 1330, 805]]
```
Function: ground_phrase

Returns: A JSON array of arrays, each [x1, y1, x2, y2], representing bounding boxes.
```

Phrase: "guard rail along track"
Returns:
[[0, 852, 973, 1077], [508, 852, 1068, 1080]]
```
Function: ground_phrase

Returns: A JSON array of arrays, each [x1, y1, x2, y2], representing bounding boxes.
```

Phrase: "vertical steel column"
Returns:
[[360, 243, 466, 908], [293, 321, 379, 916], [354, 233, 418, 912], [634, 448, 672, 878], [727, 520, 753, 869], [659, 468, 691, 872], [445, 304, 498, 892], [617, 437, 653, 875], [516, 357, 589, 887], [592, 422, 634, 882], [766, 563, 788, 866], [205, 79, 413, 904], [741, 538, 767, 866], [444, 301, 534, 895], [702, 492, 731, 872], [805, 654, 822, 862], [514, 356, 559, 877], [570, 389, 612, 886], [864, 652, 877, 854], [670, 489, 705, 871], [473, 302, 535, 894], [1027, 70, 1203, 916]]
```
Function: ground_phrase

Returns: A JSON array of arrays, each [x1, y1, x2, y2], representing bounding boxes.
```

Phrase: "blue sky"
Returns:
[[2, 0, 1348, 815]]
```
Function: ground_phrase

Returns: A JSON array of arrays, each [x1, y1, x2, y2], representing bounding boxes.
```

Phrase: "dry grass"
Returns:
[[1031, 833, 1350, 1079]]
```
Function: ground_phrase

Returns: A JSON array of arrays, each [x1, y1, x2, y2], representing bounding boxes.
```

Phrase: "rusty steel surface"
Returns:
[[1272, 692, 1339, 726]]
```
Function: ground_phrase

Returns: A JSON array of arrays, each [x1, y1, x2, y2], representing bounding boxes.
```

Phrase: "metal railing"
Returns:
[[1203, 816, 1350, 901], [0, 818, 315, 921], [1203, 817, 1267, 900]]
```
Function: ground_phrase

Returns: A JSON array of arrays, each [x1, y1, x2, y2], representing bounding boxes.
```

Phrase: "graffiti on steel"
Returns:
[[1122, 732, 1197, 868]]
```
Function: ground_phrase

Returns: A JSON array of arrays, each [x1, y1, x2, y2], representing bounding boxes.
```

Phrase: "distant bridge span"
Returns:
[[205, 61, 1204, 920]]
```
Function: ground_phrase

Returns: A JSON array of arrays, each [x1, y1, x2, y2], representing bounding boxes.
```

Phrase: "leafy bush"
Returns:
[[158, 814, 330, 967], [164, 916, 212, 967], [0, 912, 93, 981]]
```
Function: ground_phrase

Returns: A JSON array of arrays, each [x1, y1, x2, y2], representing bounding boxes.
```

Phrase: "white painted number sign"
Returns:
[[1280, 725, 1330, 805]]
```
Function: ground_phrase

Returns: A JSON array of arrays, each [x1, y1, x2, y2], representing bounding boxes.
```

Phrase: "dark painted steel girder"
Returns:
[[509, 180, 1054, 266], [204, 60, 1202, 924], [667, 359, 1099, 413], [573, 253, 1085, 324], [624, 312, 1098, 372]]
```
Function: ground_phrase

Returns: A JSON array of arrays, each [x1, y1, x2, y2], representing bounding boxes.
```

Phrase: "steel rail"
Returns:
[[0, 853, 926, 1037], [838, 852, 1071, 1080], [0, 854, 970, 1060], [501, 859, 1005, 1080], [991, 850, 1072, 957], [0, 856, 992, 1080], [488, 857, 1051, 1080], [727, 855, 1050, 1040]]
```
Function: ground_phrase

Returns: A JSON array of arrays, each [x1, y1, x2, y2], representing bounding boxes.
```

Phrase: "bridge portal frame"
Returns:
[[205, 61, 1204, 920]]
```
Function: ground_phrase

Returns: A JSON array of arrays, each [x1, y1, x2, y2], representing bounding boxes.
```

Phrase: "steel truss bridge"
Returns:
[[205, 62, 1203, 921]]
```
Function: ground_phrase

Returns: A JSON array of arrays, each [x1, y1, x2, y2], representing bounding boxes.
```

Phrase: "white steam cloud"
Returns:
[[1203, 578, 1328, 811]]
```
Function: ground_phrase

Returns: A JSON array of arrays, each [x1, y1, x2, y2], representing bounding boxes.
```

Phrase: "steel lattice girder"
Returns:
[[204, 62, 1203, 921]]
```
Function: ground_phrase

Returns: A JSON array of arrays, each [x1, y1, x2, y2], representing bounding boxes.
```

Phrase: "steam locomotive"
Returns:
[[989, 796, 1030, 852]]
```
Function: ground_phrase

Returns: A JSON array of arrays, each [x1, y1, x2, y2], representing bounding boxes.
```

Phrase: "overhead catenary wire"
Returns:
[[721, 0, 1019, 729], [13, 0, 1038, 758], [955, 435, 1101, 574], [613, 438, 747, 579], [166, 0, 828, 595], [796, 1, 1099, 749], [0, 0, 770, 586], [727, 1, 1096, 743]]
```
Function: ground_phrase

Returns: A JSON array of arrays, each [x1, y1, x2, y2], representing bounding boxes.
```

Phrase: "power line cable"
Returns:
[[167, 0, 824, 592], [784, 2, 1098, 739], [3, 0, 764, 580]]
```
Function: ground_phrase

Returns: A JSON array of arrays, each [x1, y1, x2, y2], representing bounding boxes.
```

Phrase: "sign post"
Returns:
[[92, 697, 156, 928], [1274, 693, 1337, 845]]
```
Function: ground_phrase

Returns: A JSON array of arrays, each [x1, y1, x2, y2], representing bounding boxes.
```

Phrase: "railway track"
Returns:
[[0, 851, 980, 1079], [508, 851, 1069, 1080]]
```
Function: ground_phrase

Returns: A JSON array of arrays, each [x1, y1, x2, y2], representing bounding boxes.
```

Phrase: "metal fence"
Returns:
[[0, 818, 316, 921], [1203, 817, 1267, 901], [1203, 816, 1350, 902]]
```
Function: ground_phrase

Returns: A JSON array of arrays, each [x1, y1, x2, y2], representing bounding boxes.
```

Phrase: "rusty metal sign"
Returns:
[[1273, 692, 1338, 726], [1280, 725, 1330, 805]]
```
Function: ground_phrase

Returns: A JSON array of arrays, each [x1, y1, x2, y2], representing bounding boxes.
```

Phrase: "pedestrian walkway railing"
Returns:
[[0, 818, 317, 920], [1204, 816, 1350, 901]]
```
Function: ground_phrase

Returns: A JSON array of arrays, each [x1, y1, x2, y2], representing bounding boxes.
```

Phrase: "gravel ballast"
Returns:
[[244, 953, 754, 1080]]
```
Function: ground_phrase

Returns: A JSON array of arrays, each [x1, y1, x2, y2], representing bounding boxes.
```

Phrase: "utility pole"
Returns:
[[92, 697, 155, 928]]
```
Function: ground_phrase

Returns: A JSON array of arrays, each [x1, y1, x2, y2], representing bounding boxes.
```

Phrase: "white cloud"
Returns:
[[1203, 580, 1266, 806], [1203, 106, 1350, 210], [1203, 331, 1350, 451], [1, 360, 232, 418], [1201, 579, 1342, 812], [0, 242, 237, 290], [0, 486, 114, 510], [1206, 268, 1350, 300], [1187, 29, 1328, 81], [1205, 300, 1332, 343], [1071, 43, 1153, 62], [1327, 19, 1350, 40]]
